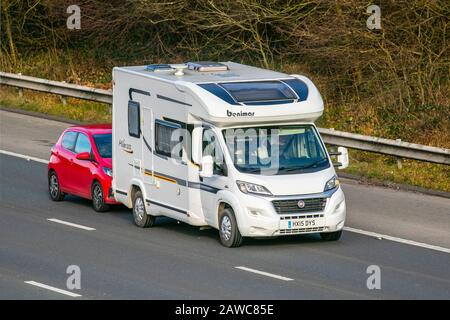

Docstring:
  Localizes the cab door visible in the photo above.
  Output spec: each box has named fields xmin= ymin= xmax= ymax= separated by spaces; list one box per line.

xmin=199 ymin=129 xmax=229 ymax=226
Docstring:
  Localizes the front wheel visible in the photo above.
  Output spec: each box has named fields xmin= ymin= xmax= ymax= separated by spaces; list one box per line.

xmin=320 ymin=230 xmax=342 ymax=241
xmin=132 ymin=190 xmax=155 ymax=228
xmin=219 ymin=208 xmax=243 ymax=248
xmin=92 ymin=181 xmax=110 ymax=212
xmin=48 ymin=171 xmax=65 ymax=201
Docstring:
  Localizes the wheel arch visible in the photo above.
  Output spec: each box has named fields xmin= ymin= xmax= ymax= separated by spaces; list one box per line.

xmin=215 ymin=191 xmax=245 ymax=233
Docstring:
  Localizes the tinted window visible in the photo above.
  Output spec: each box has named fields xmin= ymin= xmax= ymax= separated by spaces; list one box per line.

xmin=220 ymin=81 xmax=297 ymax=103
xmin=128 ymin=101 xmax=140 ymax=137
xmin=74 ymin=133 xmax=92 ymax=154
xmin=61 ymin=131 xmax=77 ymax=151
xmin=155 ymin=120 xmax=182 ymax=159
xmin=93 ymin=134 xmax=112 ymax=158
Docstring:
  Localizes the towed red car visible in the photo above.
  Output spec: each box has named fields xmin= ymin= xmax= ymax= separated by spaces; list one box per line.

xmin=48 ymin=124 xmax=119 ymax=211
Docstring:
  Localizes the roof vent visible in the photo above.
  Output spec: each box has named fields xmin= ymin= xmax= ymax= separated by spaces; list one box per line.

xmin=172 ymin=64 xmax=188 ymax=76
xmin=145 ymin=64 xmax=174 ymax=72
xmin=187 ymin=61 xmax=229 ymax=72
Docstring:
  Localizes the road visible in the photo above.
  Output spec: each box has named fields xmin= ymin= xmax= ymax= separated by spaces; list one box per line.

xmin=0 ymin=109 xmax=449 ymax=299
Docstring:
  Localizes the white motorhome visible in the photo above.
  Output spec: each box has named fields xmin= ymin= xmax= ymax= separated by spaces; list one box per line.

xmin=112 ymin=62 xmax=348 ymax=247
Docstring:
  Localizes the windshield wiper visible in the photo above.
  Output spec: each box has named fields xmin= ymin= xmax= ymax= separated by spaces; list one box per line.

xmin=279 ymin=158 xmax=328 ymax=171
xmin=240 ymin=167 xmax=261 ymax=173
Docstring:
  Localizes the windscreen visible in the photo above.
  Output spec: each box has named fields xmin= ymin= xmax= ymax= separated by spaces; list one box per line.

xmin=223 ymin=125 xmax=329 ymax=175
xmin=93 ymin=134 xmax=112 ymax=158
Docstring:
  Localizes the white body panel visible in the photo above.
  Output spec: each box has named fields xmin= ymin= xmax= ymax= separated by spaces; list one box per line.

xmin=112 ymin=62 xmax=346 ymax=237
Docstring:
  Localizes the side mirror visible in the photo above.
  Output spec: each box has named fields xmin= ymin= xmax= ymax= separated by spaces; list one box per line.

xmin=76 ymin=152 xmax=92 ymax=161
xmin=191 ymin=126 xmax=203 ymax=165
xmin=337 ymin=147 xmax=349 ymax=170
xmin=199 ymin=155 xmax=214 ymax=178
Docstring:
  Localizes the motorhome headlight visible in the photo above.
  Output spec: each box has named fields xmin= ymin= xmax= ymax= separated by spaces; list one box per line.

xmin=102 ymin=166 xmax=113 ymax=177
xmin=236 ymin=181 xmax=272 ymax=196
xmin=324 ymin=175 xmax=339 ymax=192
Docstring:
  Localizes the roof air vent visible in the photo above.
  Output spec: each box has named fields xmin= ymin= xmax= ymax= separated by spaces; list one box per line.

xmin=172 ymin=64 xmax=188 ymax=76
xmin=187 ymin=61 xmax=229 ymax=72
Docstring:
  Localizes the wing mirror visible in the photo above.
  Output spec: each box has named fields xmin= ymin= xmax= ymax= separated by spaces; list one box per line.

xmin=76 ymin=152 xmax=92 ymax=161
xmin=199 ymin=155 xmax=214 ymax=178
xmin=337 ymin=147 xmax=349 ymax=169
xmin=330 ymin=146 xmax=349 ymax=170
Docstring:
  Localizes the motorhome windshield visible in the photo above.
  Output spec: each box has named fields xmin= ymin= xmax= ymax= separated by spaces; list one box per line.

xmin=222 ymin=125 xmax=329 ymax=175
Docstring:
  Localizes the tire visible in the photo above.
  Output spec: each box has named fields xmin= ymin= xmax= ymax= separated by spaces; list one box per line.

xmin=48 ymin=171 xmax=65 ymax=201
xmin=320 ymin=230 xmax=342 ymax=241
xmin=219 ymin=208 xmax=243 ymax=248
xmin=132 ymin=190 xmax=155 ymax=228
xmin=91 ymin=181 xmax=110 ymax=212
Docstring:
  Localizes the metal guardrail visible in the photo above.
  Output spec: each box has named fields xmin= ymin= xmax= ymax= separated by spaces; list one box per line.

xmin=1 ymin=71 xmax=449 ymax=165
xmin=0 ymin=72 xmax=112 ymax=104
xmin=319 ymin=129 xmax=449 ymax=165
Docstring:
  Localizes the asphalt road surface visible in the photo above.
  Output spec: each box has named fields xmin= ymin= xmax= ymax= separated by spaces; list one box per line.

xmin=1 ymin=110 xmax=449 ymax=299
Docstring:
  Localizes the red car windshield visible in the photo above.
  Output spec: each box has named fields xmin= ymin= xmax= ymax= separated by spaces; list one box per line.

xmin=93 ymin=133 xmax=112 ymax=158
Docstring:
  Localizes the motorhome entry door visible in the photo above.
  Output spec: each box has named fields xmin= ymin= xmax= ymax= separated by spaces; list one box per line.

xmin=141 ymin=106 xmax=154 ymax=185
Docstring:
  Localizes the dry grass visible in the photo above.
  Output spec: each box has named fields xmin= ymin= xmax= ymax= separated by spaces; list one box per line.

xmin=0 ymin=86 xmax=111 ymax=123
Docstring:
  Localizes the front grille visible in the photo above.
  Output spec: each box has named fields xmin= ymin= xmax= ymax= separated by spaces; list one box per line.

xmin=272 ymin=197 xmax=326 ymax=214
xmin=279 ymin=227 xmax=325 ymax=234
xmin=280 ymin=214 xmax=324 ymax=220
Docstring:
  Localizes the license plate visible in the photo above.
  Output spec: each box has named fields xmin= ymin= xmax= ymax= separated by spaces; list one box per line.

xmin=281 ymin=218 xmax=325 ymax=229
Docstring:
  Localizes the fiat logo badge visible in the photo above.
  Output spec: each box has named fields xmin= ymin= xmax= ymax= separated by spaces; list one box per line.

xmin=297 ymin=200 xmax=305 ymax=208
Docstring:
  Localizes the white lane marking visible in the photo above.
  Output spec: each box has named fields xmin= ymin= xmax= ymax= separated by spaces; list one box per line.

xmin=47 ymin=218 xmax=96 ymax=231
xmin=344 ymin=227 xmax=450 ymax=254
xmin=0 ymin=149 xmax=48 ymax=164
xmin=25 ymin=281 xmax=81 ymax=297
xmin=235 ymin=266 xmax=294 ymax=281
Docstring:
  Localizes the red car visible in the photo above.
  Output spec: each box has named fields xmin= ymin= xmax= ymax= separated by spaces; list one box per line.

xmin=47 ymin=124 xmax=119 ymax=211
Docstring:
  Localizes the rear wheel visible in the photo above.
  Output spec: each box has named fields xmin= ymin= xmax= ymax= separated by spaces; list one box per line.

xmin=92 ymin=181 xmax=110 ymax=212
xmin=320 ymin=230 xmax=342 ymax=241
xmin=132 ymin=190 xmax=155 ymax=228
xmin=48 ymin=171 xmax=65 ymax=201
xmin=219 ymin=208 xmax=243 ymax=248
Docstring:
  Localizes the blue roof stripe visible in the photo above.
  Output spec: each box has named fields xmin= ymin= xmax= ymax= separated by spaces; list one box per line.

xmin=282 ymin=79 xmax=309 ymax=101
xmin=198 ymin=83 xmax=239 ymax=105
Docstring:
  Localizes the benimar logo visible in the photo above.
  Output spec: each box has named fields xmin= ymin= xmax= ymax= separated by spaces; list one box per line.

xmin=227 ymin=110 xmax=255 ymax=117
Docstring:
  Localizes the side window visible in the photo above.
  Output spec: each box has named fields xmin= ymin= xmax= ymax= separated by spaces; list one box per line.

xmin=203 ymin=129 xmax=226 ymax=176
xmin=74 ymin=133 xmax=92 ymax=154
xmin=155 ymin=120 xmax=182 ymax=159
xmin=128 ymin=101 xmax=140 ymax=138
xmin=61 ymin=131 xmax=78 ymax=151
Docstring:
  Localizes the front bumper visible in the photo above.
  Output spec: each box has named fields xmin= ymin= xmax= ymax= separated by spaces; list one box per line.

xmin=235 ymin=186 xmax=346 ymax=237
